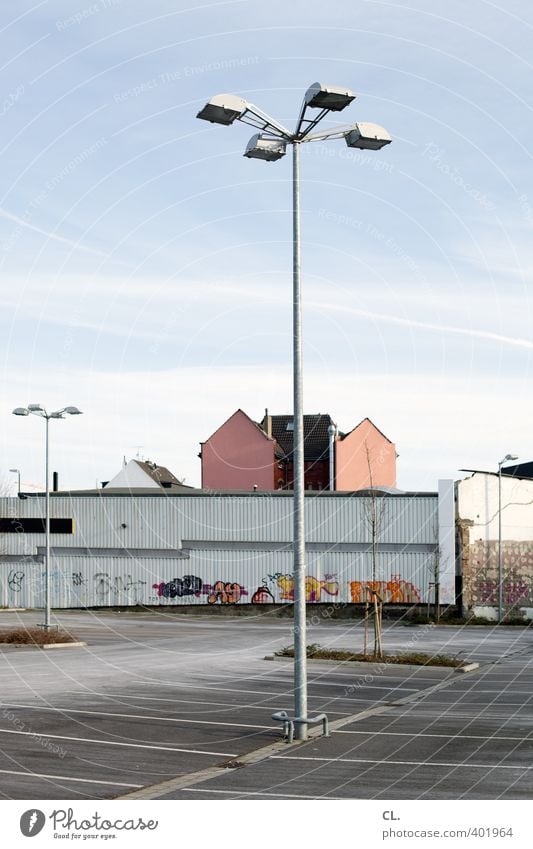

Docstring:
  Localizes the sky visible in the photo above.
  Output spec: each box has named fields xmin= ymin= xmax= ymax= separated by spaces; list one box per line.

xmin=1 ymin=0 xmax=532 ymax=493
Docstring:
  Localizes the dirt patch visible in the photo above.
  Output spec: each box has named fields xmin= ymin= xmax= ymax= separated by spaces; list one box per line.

xmin=0 ymin=627 xmax=77 ymax=646
xmin=275 ymin=643 xmax=464 ymax=668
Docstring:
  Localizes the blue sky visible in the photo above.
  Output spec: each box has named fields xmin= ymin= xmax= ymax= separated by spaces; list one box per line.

xmin=1 ymin=0 xmax=532 ymax=492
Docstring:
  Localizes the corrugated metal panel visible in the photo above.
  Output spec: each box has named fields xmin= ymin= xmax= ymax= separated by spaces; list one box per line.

xmin=0 ymin=548 xmax=437 ymax=608
xmin=0 ymin=493 xmax=438 ymax=551
xmin=0 ymin=492 xmax=442 ymax=608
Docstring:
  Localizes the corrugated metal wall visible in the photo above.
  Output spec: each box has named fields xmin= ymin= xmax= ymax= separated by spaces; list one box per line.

xmin=0 ymin=493 xmax=441 ymax=608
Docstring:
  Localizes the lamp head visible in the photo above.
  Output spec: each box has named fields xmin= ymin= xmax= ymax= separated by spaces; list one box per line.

xmin=345 ymin=122 xmax=392 ymax=150
xmin=197 ymin=94 xmax=248 ymax=125
xmin=12 ymin=407 xmax=29 ymax=416
xmin=27 ymin=404 xmax=44 ymax=412
xmin=304 ymin=82 xmax=356 ymax=112
xmin=244 ymin=134 xmax=287 ymax=161
xmin=63 ymin=406 xmax=83 ymax=415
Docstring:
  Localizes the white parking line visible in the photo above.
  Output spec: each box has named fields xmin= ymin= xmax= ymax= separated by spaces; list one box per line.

xmin=72 ymin=692 xmax=349 ymax=715
xmin=0 ymin=728 xmax=236 ymax=757
xmin=0 ymin=768 xmax=142 ymax=788
xmin=134 ymin=680 xmax=362 ymax=700
xmin=182 ymin=787 xmax=344 ymax=799
xmin=335 ymin=729 xmax=529 ymax=742
xmin=272 ymin=755 xmax=532 ymax=770
xmin=1 ymin=702 xmax=272 ymax=731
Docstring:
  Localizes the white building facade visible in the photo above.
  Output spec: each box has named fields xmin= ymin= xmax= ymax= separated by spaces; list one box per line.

xmin=456 ymin=472 xmax=533 ymax=620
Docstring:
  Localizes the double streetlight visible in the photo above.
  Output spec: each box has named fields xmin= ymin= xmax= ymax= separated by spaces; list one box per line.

xmin=12 ymin=404 xmax=83 ymax=629
xmin=498 ymin=453 xmax=518 ymax=624
xmin=197 ymin=83 xmax=392 ymax=740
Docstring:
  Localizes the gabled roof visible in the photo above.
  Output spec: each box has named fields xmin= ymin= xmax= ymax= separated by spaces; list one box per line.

xmin=134 ymin=460 xmax=185 ymax=488
xmin=262 ymin=413 xmax=335 ymax=461
xmin=201 ymin=408 xmax=274 ymax=446
xmin=339 ymin=416 xmax=393 ymax=444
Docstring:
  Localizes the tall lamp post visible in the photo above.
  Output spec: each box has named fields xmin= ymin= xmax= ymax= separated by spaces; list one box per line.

xmin=12 ymin=404 xmax=83 ymax=629
xmin=197 ymin=84 xmax=391 ymax=740
xmin=9 ymin=468 xmax=21 ymax=495
xmin=498 ymin=453 xmax=518 ymax=624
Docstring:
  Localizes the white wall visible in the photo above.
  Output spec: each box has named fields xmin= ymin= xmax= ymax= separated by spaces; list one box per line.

xmin=457 ymin=473 xmax=533 ymax=542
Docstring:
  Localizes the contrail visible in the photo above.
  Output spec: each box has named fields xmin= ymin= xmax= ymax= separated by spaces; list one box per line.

xmin=0 ymin=207 xmax=109 ymax=258
xmin=311 ymin=299 xmax=533 ymax=352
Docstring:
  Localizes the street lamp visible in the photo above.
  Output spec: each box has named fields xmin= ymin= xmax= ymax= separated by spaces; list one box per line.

xmin=9 ymin=468 xmax=21 ymax=495
xmin=197 ymin=82 xmax=392 ymax=740
xmin=498 ymin=453 xmax=518 ymax=624
xmin=12 ymin=404 xmax=83 ymax=629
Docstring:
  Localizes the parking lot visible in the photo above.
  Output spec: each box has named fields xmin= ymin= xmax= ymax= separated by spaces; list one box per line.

xmin=0 ymin=610 xmax=531 ymax=800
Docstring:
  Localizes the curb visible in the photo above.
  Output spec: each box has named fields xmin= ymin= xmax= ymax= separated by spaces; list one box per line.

xmin=265 ymin=655 xmax=475 ymax=673
xmin=0 ymin=641 xmax=87 ymax=651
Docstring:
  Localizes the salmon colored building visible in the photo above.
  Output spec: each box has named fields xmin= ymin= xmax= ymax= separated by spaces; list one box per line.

xmin=200 ymin=409 xmax=397 ymax=492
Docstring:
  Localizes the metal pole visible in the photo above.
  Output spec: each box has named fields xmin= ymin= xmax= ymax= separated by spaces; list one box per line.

xmin=498 ymin=462 xmax=503 ymax=624
xmin=44 ymin=415 xmax=51 ymax=629
xmin=292 ymin=140 xmax=307 ymax=740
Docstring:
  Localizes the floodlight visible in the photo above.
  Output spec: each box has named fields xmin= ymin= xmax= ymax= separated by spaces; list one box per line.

xmin=304 ymin=82 xmax=356 ymax=112
xmin=345 ymin=122 xmax=392 ymax=150
xmin=196 ymin=94 xmax=248 ymax=125
xmin=244 ymin=134 xmax=287 ymax=161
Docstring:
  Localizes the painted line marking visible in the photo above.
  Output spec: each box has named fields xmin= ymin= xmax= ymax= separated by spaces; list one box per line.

xmin=0 ymin=768 xmax=142 ymax=788
xmin=133 ymin=681 xmax=369 ymax=701
xmin=0 ymin=702 xmax=272 ymax=731
xmin=72 ymin=692 xmax=349 ymax=715
xmin=181 ymin=787 xmax=344 ymax=800
xmin=272 ymin=755 xmax=533 ymax=770
xmin=335 ymin=729 xmax=530 ymax=742
xmin=0 ymin=728 xmax=236 ymax=757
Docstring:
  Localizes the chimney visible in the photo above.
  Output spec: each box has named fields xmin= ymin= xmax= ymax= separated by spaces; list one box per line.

xmin=264 ymin=407 xmax=272 ymax=438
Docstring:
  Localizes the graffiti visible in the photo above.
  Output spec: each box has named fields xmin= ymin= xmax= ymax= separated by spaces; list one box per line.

xmin=276 ymin=574 xmax=339 ymax=603
xmin=207 ymin=581 xmax=242 ymax=605
xmin=476 ymin=580 xmax=529 ymax=605
xmin=94 ymin=573 xmax=147 ymax=597
xmin=7 ymin=570 xmax=24 ymax=592
xmin=152 ymin=575 xmax=203 ymax=599
xmin=349 ymin=577 xmax=421 ymax=604
xmin=251 ymin=585 xmax=275 ymax=604
xmin=72 ymin=572 xmax=86 ymax=587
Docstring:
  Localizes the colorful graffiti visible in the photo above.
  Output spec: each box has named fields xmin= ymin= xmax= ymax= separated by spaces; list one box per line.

xmin=276 ymin=574 xmax=339 ymax=603
xmin=349 ymin=577 xmax=421 ymax=604
xmin=251 ymin=585 xmax=275 ymax=604
xmin=152 ymin=575 xmax=203 ymax=599
xmin=207 ymin=581 xmax=243 ymax=605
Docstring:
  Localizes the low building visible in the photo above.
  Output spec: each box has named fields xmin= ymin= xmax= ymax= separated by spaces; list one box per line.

xmin=0 ymin=483 xmax=454 ymax=610
xmin=456 ymin=472 xmax=533 ymax=619
xmin=102 ymin=458 xmax=193 ymax=491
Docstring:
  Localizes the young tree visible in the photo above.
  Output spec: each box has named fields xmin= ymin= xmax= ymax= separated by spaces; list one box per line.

xmin=363 ymin=443 xmax=385 ymax=658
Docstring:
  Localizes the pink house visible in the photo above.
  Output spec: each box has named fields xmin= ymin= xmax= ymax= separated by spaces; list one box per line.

xmin=335 ymin=418 xmax=397 ymax=490
xmin=200 ymin=410 xmax=397 ymax=492
xmin=200 ymin=409 xmax=277 ymax=491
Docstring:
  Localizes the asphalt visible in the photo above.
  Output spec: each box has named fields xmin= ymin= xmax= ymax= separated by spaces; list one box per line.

xmin=0 ymin=610 xmax=531 ymax=800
